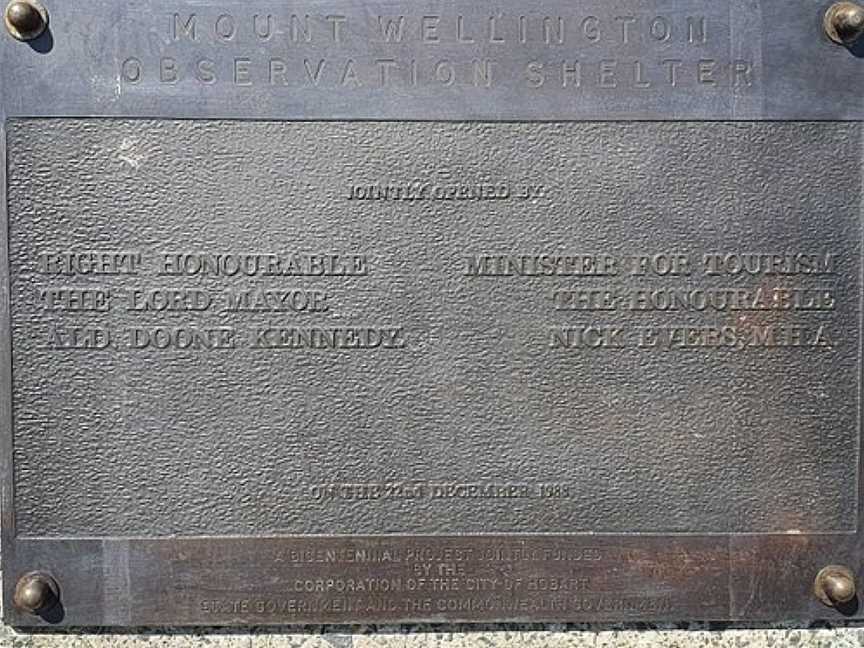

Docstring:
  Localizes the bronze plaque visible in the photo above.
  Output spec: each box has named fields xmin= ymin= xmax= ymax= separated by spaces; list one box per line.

xmin=1 ymin=0 xmax=864 ymax=627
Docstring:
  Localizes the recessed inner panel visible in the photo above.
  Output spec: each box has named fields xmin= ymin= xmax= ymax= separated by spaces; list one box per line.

xmin=7 ymin=119 xmax=861 ymax=536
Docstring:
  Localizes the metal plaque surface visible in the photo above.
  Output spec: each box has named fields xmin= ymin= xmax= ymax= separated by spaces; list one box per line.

xmin=1 ymin=0 xmax=864 ymax=628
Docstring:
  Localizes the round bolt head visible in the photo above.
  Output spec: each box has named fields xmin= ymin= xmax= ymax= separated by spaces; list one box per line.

xmin=815 ymin=565 xmax=857 ymax=607
xmin=4 ymin=0 xmax=47 ymax=41
xmin=13 ymin=572 xmax=59 ymax=614
xmin=825 ymin=2 xmax=864 ymax=45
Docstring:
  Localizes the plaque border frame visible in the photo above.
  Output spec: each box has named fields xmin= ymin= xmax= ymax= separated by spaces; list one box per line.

xmin=1 ymin=0 xmax=863 ymax=627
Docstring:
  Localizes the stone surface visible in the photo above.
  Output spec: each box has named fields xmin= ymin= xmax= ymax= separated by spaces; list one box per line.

xmin=0 ymin=626 xmax=864 ymax=648
xmin=3 ymin=621 xmax=864 ymax=647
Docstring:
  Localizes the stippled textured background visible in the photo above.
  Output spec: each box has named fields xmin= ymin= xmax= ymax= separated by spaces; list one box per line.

xmin=6 ymin=119 xmax=861 ymax=538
